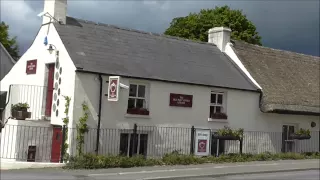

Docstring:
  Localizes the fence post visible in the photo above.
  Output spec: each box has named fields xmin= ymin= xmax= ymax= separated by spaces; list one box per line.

xmin=190 ymin=126 xmax=195 ymax=155
xmin=318 ymin=131 xmax=320 ymax=152
xmin=131 ymin=123 xmax=138 ymax=156
xmin=239 ymin=138 xmax=243 ymax=154
xmin=60 ymin=125 xmax=66 ymax=163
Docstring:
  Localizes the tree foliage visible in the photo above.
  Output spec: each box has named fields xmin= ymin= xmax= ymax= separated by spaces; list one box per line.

xmin=164 ymin=6 xmax=262 ymax=45
xmin=0 ymin=21 xmax=19 ymax=60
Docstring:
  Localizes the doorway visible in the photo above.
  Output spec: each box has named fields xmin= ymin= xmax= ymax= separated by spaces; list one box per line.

xmin=282 ymin=125 xmax=296 ymax=152
xmin=45 ymin=64 xmax=55 ymax=117
xmin=51 ymin=126 xmax=62 ymax=162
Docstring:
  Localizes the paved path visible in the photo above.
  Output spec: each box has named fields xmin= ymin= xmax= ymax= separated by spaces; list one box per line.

xmin=1 ymin=160 xmax=319 ymax=180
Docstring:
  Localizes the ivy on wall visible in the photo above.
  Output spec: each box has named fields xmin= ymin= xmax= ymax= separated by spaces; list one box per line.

xmin=76 ymin=101 xmax=89 ymax=156
xmin=61 ymin=96 xmax=71 ymax=161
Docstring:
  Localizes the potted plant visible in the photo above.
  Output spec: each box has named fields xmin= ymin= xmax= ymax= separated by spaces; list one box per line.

xmin=11 ymin=103 xmax=31 ymax=120
xmin=213 ymin=126 xmax=244 ymax=140
xmin=290 ymin=128 xmax=311 ymax=140
xmin=127 ymin=107 xmax=150 ymax=115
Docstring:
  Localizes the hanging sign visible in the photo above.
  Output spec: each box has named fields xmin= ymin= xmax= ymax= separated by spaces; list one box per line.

xmin=108 ymin=76 xmax=120 ymax=101
xmin=194 ymin=129 xmax=211 ymax=156
xmin=26 ymin=60 xmax=37 ymax=74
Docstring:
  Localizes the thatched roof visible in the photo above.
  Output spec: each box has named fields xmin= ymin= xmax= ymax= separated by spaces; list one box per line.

xmin=232 ymin=40 xmax=320 ymax=115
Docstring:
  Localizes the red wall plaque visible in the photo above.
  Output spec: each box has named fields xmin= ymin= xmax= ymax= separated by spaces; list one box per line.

xmin=26 ymin=60 xmax=37 ymax=74
xmin=169 ymin=93 xmax=193 ymax=107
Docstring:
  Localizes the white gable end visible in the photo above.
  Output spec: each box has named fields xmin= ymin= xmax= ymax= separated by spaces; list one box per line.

xmin=0 ymin=23 xmax=77 ymax=126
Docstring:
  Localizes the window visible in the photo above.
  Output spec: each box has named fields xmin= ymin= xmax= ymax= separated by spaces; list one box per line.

xmin=127 ymin=83 xmax=149 ymax=115
xmin=209 ymin=92 xmax=227 ymax=119
xmin=119 ymin=133 xmax=148 ymax=157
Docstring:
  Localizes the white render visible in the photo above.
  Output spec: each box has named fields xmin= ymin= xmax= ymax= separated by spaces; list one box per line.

xmin=71 ymin=72 xmax=320 ymax=156
xmin=43 ymin=0 xmax=67 ymax=24
xmin=0 ymin=23 xmax=77 ymax=126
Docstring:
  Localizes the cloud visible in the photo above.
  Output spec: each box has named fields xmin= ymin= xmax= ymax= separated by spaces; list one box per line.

xmin=1 ymin=0 xmax=319 ymax=56
xmin=1 ymin=0 xmax=42 ymax=53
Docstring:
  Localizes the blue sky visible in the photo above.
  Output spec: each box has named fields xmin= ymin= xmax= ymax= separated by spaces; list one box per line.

xmin=1 ymin=0 xmax=319 ymax=56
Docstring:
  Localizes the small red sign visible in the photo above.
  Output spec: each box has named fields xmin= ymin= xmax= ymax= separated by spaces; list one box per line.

xmin=26 ymin=60 xmax=37 ymax=74
xmin=108 ymin=76 xmax=120 ymax=101
xmin=197 ymin=139 xmax=207 ymax=153
xmin=169 ymin=93 xmax=193 ymax=107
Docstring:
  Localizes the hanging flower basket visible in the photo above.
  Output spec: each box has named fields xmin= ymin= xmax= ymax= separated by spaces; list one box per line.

xmin=289 ymin=128 xmax=311 ymax=140
xmin=213 ymin=126 xmax=243 ymax=141
xmin=290 ymin=134 xmax=311 ymax=140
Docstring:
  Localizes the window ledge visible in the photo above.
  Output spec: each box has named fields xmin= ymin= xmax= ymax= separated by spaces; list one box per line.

xmin=125 ymin=114 xmax=151 ymax=119
xmin=208 ymin=118 xmax=228 ymax=123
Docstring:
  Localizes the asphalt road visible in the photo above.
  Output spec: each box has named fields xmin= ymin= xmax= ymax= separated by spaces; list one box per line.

xmin=1 ymin=160 xmax=319 ymax=180
xmin=169 ymin=170 xmax=320 ymax=180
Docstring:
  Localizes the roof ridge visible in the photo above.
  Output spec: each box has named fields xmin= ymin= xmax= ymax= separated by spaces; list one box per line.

xmin=231 ymin=39 xmax=320 ymax=59
xmin=64 ymin=16 xmax=217 ymax=47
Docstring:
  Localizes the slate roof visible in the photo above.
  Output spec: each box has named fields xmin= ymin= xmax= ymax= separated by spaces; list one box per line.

xmin=232 ymin=40 xmax=320 ymax=115
xmin=54 ymin=17 xmax=258 ymax=91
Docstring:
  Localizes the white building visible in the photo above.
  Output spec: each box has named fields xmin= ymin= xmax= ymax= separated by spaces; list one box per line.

xmin=0 ymin=0 xmax=319 ymax=162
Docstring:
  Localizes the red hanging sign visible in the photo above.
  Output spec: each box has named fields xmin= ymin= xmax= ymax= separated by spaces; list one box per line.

xmin=108 ymin=76 xmax=120 ymax=101
xmin=26 ymin=60 xmax=37 ymax=74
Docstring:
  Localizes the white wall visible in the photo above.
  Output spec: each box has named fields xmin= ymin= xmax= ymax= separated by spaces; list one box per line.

xmin=0 ymin=23 xmax=76 ymax=126
xmin=0 ymin=119 xmax=52 ymax=162
xmin=72 ymin=72 xmax=319 ymax=156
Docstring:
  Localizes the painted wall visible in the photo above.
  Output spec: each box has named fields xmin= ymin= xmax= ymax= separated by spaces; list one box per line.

xmin=0 ymin=43 xmax=15 ymax=81
xmin=0 ymin=23 xmax=76 ymax=126
xmin=72 ymin=72 xmax=319 ymax=156
xmin=0 ymin=119 xmax=52 ymax=162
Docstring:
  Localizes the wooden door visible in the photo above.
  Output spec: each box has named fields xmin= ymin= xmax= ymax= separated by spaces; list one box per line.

xmin=51 ymin=126 xmax=62 ymax=162
xmin=45 ymin=64 xmax=55 ymax=117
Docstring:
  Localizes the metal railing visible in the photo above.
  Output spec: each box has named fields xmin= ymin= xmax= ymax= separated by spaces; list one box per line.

xmin=1 ymin=124 xmax=319 ymax=162
xmin=2 ymin=84 xmax=48 ymax=121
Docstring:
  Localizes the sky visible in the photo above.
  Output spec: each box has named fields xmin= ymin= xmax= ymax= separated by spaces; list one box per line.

xmin=1 ymin=0 xmax=319 ymax=57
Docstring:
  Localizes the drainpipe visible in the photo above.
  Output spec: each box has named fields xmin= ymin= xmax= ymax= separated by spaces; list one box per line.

xmin=95 ymin=74 xmax=103 ymax=154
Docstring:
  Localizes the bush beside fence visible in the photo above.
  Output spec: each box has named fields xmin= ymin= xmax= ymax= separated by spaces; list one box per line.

xmin=65 ymin=152 xmax=320 ymax=169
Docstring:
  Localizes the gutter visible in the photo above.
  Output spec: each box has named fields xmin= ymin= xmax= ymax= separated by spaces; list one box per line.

xmin=95 ymin=74 xmax=103 ymax=154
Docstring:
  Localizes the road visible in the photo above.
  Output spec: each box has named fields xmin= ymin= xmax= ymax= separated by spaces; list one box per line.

xmin=167 ymin=170 xmax=320 ymax=180
xmin=0 ymin=160 xmax=319 ymax=180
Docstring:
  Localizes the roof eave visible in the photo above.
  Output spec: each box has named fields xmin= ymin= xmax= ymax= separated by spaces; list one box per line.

xmin=261 ymin=103 xmax=320 ymax=116
xmin=75 ymin=68 xmax=261 ymax=93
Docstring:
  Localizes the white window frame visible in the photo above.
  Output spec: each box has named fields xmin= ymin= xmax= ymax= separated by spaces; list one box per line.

xmin=128 ymin=82 xmax=149 ymax=109
xmin=209 ymin=91 xmax=227 ymax=119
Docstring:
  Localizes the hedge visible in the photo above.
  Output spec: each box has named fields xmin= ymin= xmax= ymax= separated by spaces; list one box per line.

xmin=65 ymin=152 xmax=320 ymax=169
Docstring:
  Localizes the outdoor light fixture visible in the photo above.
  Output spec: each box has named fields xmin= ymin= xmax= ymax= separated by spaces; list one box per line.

xmin=47 ymin=44 xmax=58 ymax=55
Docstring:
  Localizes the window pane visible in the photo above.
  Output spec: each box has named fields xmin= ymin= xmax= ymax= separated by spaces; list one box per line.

xmin=217 ymin=94 xmax=223 ymax=104
xmin=138 ymin=85 xmax=145 ymax=98
xmin=211 ymin=93 xmax=216 ymax=103
xmin=210 ymin=106 xmax=215 ymax=117
xmin=216 ymin=106 xmax=222 ymax=113
xmin=136 ymin=99 xmax=144 ymax=108
xmin=128 ymin=98 xmax=135 ymax=109
xmin=129 ymin=84 xmax=137 ymax=97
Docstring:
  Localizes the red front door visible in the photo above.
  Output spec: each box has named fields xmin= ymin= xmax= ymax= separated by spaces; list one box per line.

xmin=51 ymin=126 xmax=62 ymax=162
xmin=45 ymin=64 xmax=55 ymax=117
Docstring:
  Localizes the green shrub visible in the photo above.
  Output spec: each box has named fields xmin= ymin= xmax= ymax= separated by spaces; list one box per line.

xmin=65 ymin=152 xmax=320 ymax=169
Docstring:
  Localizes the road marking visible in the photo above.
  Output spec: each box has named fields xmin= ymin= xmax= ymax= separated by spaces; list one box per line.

xmin=88 ymin=168 xmax=200 ymax=176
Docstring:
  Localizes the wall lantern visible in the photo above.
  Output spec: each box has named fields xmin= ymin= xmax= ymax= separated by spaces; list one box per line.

xmin=47 ymin=44 xmax=58 ymax=55
xmin=311 ymin=122 xmax=316 ymax=128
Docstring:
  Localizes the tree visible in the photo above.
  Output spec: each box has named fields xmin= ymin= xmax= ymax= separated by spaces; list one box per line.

xmin=0 ymin=21 xmax=19 ymax=60
xmin=164 ymin=6 xmax=262 ymax=45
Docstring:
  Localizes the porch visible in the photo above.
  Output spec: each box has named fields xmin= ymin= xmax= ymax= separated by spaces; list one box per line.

xmin=1 ymin=84 xmax=54 ymax=122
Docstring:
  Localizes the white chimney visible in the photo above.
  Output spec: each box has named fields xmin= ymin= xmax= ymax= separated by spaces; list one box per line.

xmin=43 ymin=0 xmax=67 ymax=24
xmin=208 ymin=27 xmax=231 ymax=52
